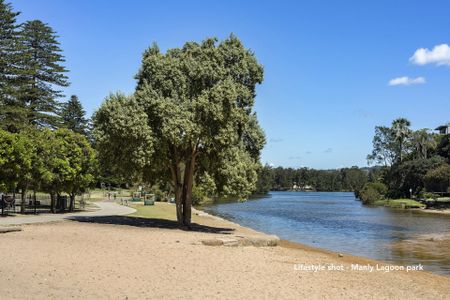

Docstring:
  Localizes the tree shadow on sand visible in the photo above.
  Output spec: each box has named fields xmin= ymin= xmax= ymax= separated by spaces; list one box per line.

xmin=67 ymin=215 xmax=235 ymax=234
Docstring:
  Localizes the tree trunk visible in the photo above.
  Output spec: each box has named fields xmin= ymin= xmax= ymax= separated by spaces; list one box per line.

xmin=20 ymin=186 xmax=26 ymax=213
xmin=50 ymin=193 xmax=56 ymax=213
xmin=170 ymin=159 xmax=184 ymax=226
xmin=69 ymin=193 xmax=75 ymax=212
xmin=181 ymin=156 xmax=196 ymax=227
xmin=170 ymin=147 xmax=196 ymax=229
xmin=175 ymin=185 xmax=183 ymax=225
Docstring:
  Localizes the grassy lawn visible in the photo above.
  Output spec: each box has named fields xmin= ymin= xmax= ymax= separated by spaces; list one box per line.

xmin=129 ymin=202 xmax=201 ymax=222
xmin=373 ymin=199 xmax=425 ymax=208
xmin=86 ymin=189 xmax=134 ymax=202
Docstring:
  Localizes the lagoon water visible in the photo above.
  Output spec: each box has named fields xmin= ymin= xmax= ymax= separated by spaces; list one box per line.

xmin=203 ymin=192 xmax=450 ymax=276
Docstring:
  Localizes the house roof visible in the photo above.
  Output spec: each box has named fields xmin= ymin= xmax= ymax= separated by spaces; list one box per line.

xmin=435 ymin=123 xmax=450 ymax=130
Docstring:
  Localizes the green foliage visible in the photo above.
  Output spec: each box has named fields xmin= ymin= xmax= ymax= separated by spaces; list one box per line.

xmin=358 ymin=182 xmax=387 ymax=204
xmin=436 ymin=134 xmax=450 ymax=163
xmin=254 ymin=164 xmax=273 ymax=194
xmin=385 ymin=156 xmax=444 ymax=198
xmin=16 ymin=20 xmax=69 ymax=128
xmin=410 ymin=129 xmax=437 ymax=160
xmin=367 ymin=118 xmax=413 ymax=166
xmin=94 ymin=35 xmax=265 ymax=226
xmin=340 ymin=167 xmax=368 ymax=192
xmin=391 ymin=118 xmax=411 ymax=162
xmin=32 ymin=129 xmax=95 ymax=211
xmin=60 ymin=95 xmax=88 ymax=135
xmin=192 ymin=172 xmax=216 ymax=205
xmin=93 ymin=92 xmax=154 ymax=182
xmin=367 ymin=118 xmax=450 ymax=200
xmin=0 ymin=0 xmax=20 ymax=103
xmin=269 ymin=166 xmax=369 ymax=192
xmin=55 ymin=129 xmax=96 ymax=196
xmin=0 ymin=129 xmax=33 ymax=191
xmin=0 ymin=3 xmax=69 ymax=132
xmin=422 ymin=192 xmax=440 ymax=200
xmin=367 ymin=126 xmax=396 ymax=166
xmin=0 ymin=1 xmax=26 ymax=132
xmin=424 ymin=163 xmax=450 ymax=193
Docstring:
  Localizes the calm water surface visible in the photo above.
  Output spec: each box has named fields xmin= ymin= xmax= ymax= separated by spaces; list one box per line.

xmin=203 ymin=192 xmax=450 ymax=276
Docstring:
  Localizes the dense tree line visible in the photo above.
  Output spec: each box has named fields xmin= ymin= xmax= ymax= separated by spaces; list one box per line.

xmin=358 ymin=118 xmax=450 ymax=204
xmin=254 ymin=165 xmax=370 ymax=193
xmin=0 ymin=1 xmax=95 ymax=212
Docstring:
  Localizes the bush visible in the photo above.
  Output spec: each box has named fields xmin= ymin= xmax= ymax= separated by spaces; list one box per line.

xmin=422 ymin=192 xmax=439 ymax=200
xmin=358 ymin=182 xmax=387 ymax=205
xmin=424 ymin=163 xmax=450 ymax=193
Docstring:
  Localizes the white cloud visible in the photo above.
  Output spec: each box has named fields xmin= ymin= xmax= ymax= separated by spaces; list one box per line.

xmin=388 ymin=76 xmax=426 ymax=86
xmin=410 ymin=43 xmax=450 ymax=66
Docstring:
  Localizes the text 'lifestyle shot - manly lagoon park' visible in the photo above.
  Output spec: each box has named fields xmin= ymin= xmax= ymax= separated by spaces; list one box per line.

xmin=1 ymin=1 xmax=450 ymax=299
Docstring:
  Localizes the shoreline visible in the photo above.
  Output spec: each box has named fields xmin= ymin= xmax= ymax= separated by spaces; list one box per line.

xmin=193 ymin=206 xmax=450 ymax=279
xmin=415 ymin=208 xmax=450 ymax=215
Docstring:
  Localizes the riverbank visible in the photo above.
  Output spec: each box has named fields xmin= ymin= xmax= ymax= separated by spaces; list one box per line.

xmin=1 ymin=202 xmax=449 ymax=299
xmin=416 ymin=208 xmax=450 ymax=215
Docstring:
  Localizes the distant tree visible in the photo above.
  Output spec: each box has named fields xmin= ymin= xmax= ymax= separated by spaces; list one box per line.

xmin=94 ymin=36 xmax=265 ymax=227
xmin=254 ymin=164 xmax=273 ymax=194
xmin=385 ymin=156 xmax=444 ymax=197
xmin=367 ymin=126 xmax=396 ymax=166
xmin=368 ymin=118 xmax=412 ymax=166
xmin=340 ymin=166 xmax=367 ymax=192
xmin=392 ymin=118 xmax=411 ymax=163
xmin=60 ymin=95 xmax=88 ymax=135
xmin=357 ymin=182 xmax=387 ymax=204
xmin=436 ymin=134 xmax=450 ymax=163
xmin=410 ymin=129 xmax=436 ymax=160
xmin=16 ymin=20 xmax=69 ymax=128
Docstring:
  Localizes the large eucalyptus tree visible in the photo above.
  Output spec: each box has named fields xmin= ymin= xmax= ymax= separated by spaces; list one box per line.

xmin=94 ymin=35 xmax=265 ymax=227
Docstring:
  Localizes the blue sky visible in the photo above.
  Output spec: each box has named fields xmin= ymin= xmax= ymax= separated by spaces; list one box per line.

xmin=10 ymin=0 xmax=450 ymax=169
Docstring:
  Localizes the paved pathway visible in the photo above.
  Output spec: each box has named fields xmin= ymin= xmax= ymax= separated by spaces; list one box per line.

xmin=0 ymin=202 xmax=136 ymax=226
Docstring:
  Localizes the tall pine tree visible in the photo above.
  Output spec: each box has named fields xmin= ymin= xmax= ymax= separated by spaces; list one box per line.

xmin=17 ymin=20 xmax=69 ymax=128
xmin=60 ymin=95 xmax=88 ymax=135
xmin=0 ymin=0 xmax=19 ymax=98
xmin=0 ymin=0 xmax=25 ymax=132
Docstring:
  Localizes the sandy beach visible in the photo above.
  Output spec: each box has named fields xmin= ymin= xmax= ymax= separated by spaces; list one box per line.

xmin=1 ymin=204 xmax=449 ymax=300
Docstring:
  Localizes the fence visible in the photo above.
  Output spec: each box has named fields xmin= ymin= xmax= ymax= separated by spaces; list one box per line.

xmin=1 ymin=193 xmax=89 ymax=215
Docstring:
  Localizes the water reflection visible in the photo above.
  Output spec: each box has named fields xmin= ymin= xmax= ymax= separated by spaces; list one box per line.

xmin=203 ymin=192 xmax=450 ymax=276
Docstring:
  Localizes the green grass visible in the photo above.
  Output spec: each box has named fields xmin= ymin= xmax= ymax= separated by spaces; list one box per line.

xmin=86 ymin=189 xmax=134 ymax=202
xmin=436 ymin=197 xmax=450 ymax=202
xmin=374 ymin=199 xmax=425 ymax=208
xmin=129 ymin=202 xmax=201 ymax=222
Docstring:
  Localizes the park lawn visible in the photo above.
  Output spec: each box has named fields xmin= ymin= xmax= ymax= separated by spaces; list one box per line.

xmin=374 ymin=199 xmax=425 ymax=208
xmin=129 ymin=202 xmax=202 ymax=223
xmin=87 ymin=189 xmax=134 ymax=202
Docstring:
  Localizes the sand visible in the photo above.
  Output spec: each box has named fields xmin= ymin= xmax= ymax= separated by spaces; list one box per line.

xmin=1 ymin=211 xmax=450 ymax=299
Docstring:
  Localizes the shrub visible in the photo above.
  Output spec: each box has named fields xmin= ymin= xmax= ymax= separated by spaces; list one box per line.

xmin=422 ymin=192 xmax=439 ymax=200
xmin=358 ymin=182 xmax=387 ymax=204
xmin=424 ymin=163 xmax=450 ymax=193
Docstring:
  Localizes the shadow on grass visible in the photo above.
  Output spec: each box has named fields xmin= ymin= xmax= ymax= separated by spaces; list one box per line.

xmin=67 ymin=215 xmax=235 ymax=234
